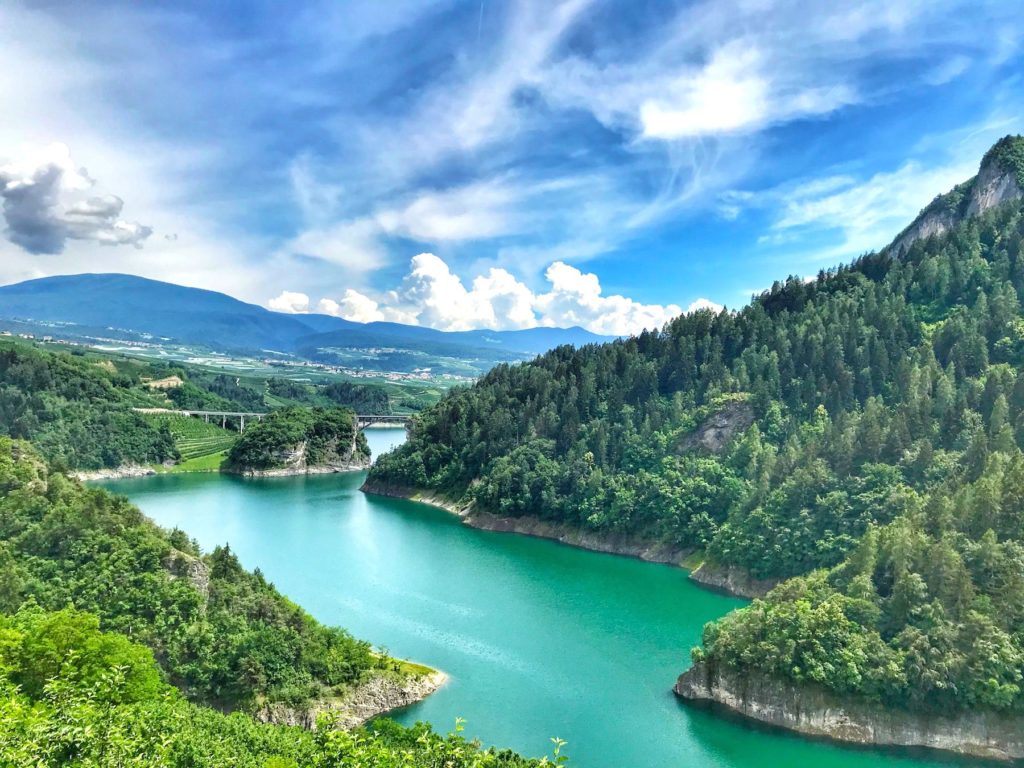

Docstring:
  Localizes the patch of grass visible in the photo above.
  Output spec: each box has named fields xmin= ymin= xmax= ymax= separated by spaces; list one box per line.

xmin=394 ymin=658 xmax=435 ymax=677
xmin=156 ymin=450 xmax=228 ymax=473
xmin=681 ymin=551 xmax=705 ymax=571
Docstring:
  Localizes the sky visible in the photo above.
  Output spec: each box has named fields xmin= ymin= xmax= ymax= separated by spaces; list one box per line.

xmin=0 ymin=0 xmax=1022 ymax=336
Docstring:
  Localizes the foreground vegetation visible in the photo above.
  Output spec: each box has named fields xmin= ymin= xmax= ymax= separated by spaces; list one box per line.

xmin=0 ymin=438 xmax=390 ymax=710
xmin=0 ymin=373 xmax=551 ymax=764
xmin=370 ymin=137 xmax=1024 ymax=716
xmin=0 ymin=606 xmax=550 ymax=767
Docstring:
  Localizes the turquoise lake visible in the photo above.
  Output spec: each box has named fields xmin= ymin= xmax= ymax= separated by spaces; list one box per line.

xmin=101 ymin=429 xmax=980 ymax=768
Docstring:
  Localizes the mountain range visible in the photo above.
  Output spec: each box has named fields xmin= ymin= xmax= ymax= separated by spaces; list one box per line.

xmin=0 ymin=273 xmax=611 ymax=373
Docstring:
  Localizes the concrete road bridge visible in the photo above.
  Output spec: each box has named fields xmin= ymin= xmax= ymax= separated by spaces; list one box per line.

xmin=133 ymin=408 xmax=412 ymax=433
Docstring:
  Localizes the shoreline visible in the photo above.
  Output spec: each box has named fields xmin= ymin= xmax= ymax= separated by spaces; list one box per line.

xmin=360 ymin=481 xmax=776 ymax=594
xmin=72 ymin=464 xmax=158 ymax=481
xmin=255 ymin=669 xmax=448 ymax=730
xmin=224 ymin=460 xmax=370 ymax=478
xmin=676 ymin=661 xmax=1024 ymax=762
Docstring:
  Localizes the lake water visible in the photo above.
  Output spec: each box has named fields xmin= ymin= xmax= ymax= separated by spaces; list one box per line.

xmin=100 ymin=429 xmax=974 ymax=768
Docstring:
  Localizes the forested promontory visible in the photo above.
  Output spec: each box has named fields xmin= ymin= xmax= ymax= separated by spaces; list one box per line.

xmin=226 ymin=407 xmax=370 ymax=474
xmin=366 ymin=136 xmax=1024 ymax=744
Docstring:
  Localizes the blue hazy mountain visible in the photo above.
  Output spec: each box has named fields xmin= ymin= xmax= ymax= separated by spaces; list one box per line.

xmin=0 ymin=273 xmax=611 ymax=363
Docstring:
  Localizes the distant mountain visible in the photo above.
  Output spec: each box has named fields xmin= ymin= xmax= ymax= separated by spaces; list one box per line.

xmin=0 ymin=273 xmax=612 ymax=370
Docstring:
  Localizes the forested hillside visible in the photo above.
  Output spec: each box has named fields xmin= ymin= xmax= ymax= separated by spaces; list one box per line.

xmin=0 ymin=342 xmax=179 ymax=469
xmin=0 ymin=605 xmax=547 ymax=767
xmin=368 ymin=137 xmax=1024 ymax=716
xmin=0 ymin=437 xmax=396 ymax=710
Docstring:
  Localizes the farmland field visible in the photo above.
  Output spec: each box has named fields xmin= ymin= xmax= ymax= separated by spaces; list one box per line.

xmin=146 ymin=413 xmax=238 ymax=460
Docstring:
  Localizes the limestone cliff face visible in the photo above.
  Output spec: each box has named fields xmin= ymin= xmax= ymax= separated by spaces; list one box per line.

xmin=232 ymin=437 xmax=369 ymax=476
xmin=687 ymin=560 xmax=776 ymax=598
xmin=676 ymin=661 xmax=1024 ymax=761
xmin=889 ymin=136 xmax=1023 ymax=257
xmin=254 ymin=671 xmax=446 ymax=730
xmin=163 ymin=549 xmax=210 ymax=608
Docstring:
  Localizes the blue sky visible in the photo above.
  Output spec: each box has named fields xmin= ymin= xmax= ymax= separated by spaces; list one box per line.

xmin=0 ymin=0 xmax=1021 ymax=334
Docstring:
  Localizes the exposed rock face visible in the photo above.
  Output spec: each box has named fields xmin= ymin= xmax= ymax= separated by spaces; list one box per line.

xmin=230 ymin=437 xmax=370 ymax=477
xmin=678 ymin=400 xmax=754 ymax=454
xmin=966 ymin=155 xmax=1023 ymax=217
xmin=72 ymin=465 xmax=157 ymax=481
xmin=163 ymin=549 xmax=210 ymax=607
xmin=687 ymin=560 xmax=776 ymax=598
xmin=889 ymin=137 xmax=1023 ymax=257
xmin=676 ymin=661 xmax=1024 ymax=761
xmin=255 ymin=671 xmax=447 ymax=730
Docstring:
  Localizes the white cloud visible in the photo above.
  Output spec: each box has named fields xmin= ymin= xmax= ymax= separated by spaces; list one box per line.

xmin=268 ymin=290 xmax=310 ymax=314
xmin=284 ymin=253 xmax=689 ymax=336
xmin=638 ymin=43 xmax=854 ymax=140
xmin=279 ymin=218 xmax=388 ymax=273
xmin=376 ymin=181 xmax=517 ymax=242
xmin=923 ymin=54 xmax=971 ymax=86
xmin=317 ymin=289 xmax=417 ymax=325
xmin=686 ymin=297 xmax=724 ymax=313
xmin=0 ymin=143 xmax=152 ymax=254
xmin=534 ymin=261 xmax=684 ymax=334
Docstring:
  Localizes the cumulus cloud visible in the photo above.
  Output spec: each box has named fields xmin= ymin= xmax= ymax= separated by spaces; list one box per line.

xmin=268 ymin=290 xmax=310 ymax=314
xmin=276 ymin=253 xmax=698 ymax=336
xmin=686 ymin=297 xmax=725 ymax=313
xmin=0 ymin=143 xmax=152 ymax=254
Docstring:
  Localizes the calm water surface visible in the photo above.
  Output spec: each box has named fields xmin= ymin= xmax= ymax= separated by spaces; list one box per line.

xmin=101 ymin=429 xmax=977 ymax=768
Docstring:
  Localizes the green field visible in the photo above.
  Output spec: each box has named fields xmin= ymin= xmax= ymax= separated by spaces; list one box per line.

xmin=146 ymin=413 xmax=238 ymax=461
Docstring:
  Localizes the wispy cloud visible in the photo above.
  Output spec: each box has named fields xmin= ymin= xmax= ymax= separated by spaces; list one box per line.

xmin=0 ymin=0 xmax=1021 ymax=325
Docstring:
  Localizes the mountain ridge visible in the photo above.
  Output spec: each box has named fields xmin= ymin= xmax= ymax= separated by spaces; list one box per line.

xmin=0 ymin=272 xmax=612 ymax=364
xmin=888 ymin=134 xmax=1024 ymax=256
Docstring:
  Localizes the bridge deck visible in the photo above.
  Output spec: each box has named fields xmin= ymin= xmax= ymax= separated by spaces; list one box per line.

xmin=133 ymin=407 xmax=412 ymax=430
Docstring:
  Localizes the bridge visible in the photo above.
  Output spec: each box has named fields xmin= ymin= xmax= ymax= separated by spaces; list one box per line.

xmin=133 ymin=408 xmax=412 ymax=433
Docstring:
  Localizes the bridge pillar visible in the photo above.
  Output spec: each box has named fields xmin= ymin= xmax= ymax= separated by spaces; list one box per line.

xmin=222 ymin=415 xmax=227 ymax=429
xmin=240 ymin=415 xmax=245 ymax=433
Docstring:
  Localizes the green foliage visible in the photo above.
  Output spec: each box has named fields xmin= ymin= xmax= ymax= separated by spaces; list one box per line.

xmin=228 ymin=407 xmax=369 ymax=471
xmin=371 ymin=194 xmax=1024 ymax=715
xmin=168 ymin=372 xmax=266 ymax=411
xmin=983 ymin=134 xmax=1024 ymax=188
xmin=322 ymin=381 xmax=391 ymax=414
xmin=0 ymin=608 xmax=551 ymax=767
xmin=0 ymin=343 xmax=179 ymax=470
xmin=0 ymin=438 xmax=380 ymax=710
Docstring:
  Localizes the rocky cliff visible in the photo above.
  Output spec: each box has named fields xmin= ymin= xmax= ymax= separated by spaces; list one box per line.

xmin=677 ymin=400 xmax=754 ymax=454
xmin=255 ymin=670 xmax=446 ymax=730
xmin=676 ymin=661 xmax=1024 ymax=761
xmin=888 ymin=135 xmax=1024 ymax=256
xmin=687 ymin=559 xmax=777 ymax=598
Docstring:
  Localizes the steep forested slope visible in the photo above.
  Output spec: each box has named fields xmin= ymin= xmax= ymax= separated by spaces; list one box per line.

xmin=367 ymin=137 xmax=1024 ymax=722
xmin=0 ymin=605 xmax=546 ymax=767
xmin=0 ymin=342 xmax=179 ymax=469
xmin=0 ymin=438 xmax=396 ymax=711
